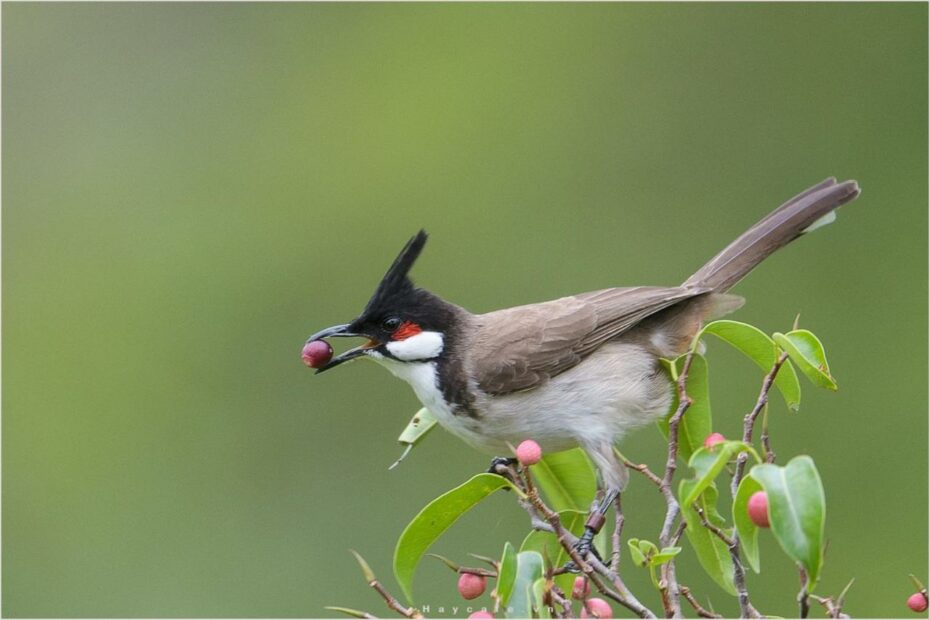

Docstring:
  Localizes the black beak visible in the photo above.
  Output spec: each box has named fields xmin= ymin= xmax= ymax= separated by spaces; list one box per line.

xmin=306 ymin=323 xmax=380 ymax=374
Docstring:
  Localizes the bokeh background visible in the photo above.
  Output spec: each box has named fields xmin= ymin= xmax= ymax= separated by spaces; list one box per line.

xmin=3 ymin=3 xmax=926 ymax=618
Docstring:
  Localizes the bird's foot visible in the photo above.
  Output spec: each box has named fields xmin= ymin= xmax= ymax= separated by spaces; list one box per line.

xmin=487 ymin=456 xmax=518 ymax=476
xmin=564 ymin=530 xmax=607 ymax=573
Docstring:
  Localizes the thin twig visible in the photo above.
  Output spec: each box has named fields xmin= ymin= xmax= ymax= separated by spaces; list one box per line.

xmin=693 ymin=503 xmax=735 ymax=547
xmin=731 ymin=352 xmax=789 ymax=493
xmin=680 ymin=586 xmax=723 ymax=618
xmin=657 ymin=349 xmax=696 ymax=618
xmin=723 ymin=352 xmax=789 ymax=619
xmin=620 ymin=456 xmax=663 ymax=488
xmin=810 ymin=594 xmax=851 ymax=619
xmin=611 ymin=494 xmax=624 ymax=572
xmin=798 ymin=569 xmax=811 ymax=619
xmin=549 ymin=582 xmax=575 ymax=619
xmin=520 ymin=468 xmax=657 ymax=619
xmin=370 ymin=580 xmax=423 ymax=619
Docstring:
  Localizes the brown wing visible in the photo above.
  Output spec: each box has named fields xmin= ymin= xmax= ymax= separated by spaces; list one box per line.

xmin=470 ymin=286 xmax=708 ymax=395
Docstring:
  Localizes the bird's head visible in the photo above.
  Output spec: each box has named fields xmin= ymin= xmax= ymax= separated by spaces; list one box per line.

xmin=306 ymin=230 xmax=460 ymax=373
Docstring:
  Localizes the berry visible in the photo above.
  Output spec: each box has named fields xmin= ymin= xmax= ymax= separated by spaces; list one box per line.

xmin=301 ymin=340 xmax=333 ymax=369
xmin=468 ymin=612 xmax=494 ymax=619
xmin=704 ymin=432 xmax=726 ymax=450
xmin=747 ymin=491 xmax=770 ymax=528
xmin=571 ymin=576 xmax=590 ymax=599
xmin=581 ymin=598 xmax=613 ymax=619
xmin=516 ymin=440 xmax=543 ymax=466
xmin=908 ymin=592 xmax=928 ymax=613
xmin=458 ymin=572 xmax=486 ymax=600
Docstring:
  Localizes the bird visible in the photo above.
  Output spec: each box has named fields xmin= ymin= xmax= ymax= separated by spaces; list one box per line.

xmin=305 ymin=177 xmax=860 ymax=558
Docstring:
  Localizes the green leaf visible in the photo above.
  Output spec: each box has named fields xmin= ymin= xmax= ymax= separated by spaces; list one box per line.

xmin=520 ymin=511 xmax=586 ymax=595
xmin=682 ymin=441 xmax=759 ymax=508
xmin=350 ymin=549 xmax=376 ymax=582
xmin=750 ymin=456 xmax=826 ymax=590
xmin=679 ymin=480 xmax=737 ymax=595
xmin=773 ymin=330 xmax=837 ymax=391
xmin=732 ymin=476 xmax=763 ymax=573
xmin=627 ymin=539 xmax=648 ymax=567
xmin=649 ymin=547 xmax=682 ymax=566
xmin=390 ymin=408 xmax=440 ymax=469
xmin=658 ymin=354 xmax=712 ymax=462
xmin=397 ymin=407 xmax=438 ymax=445
xmin=496 ymin=542 xmax=518 ymax=606
xmin=532 ymin=448 xmax=598 ymax=513
xmin=324 ymin=606 xmax=373 ymax=618
xmin=532 ymin=578 xmax=551 ymax=619
xmin=509 ymin=551 xmax=544 ymax=619
xmin=393 ymin=473 xmax=517 ymax=602
xmin=699 ymin=320 xmax=802 ymax=411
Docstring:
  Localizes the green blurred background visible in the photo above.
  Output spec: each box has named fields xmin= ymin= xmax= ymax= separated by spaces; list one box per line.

xmin=3 ymin=3 xmax=926 ymax=618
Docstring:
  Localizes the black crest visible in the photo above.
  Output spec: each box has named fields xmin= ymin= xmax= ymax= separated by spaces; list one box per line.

xmin=362 ymin=230 xmax=428 ymax=316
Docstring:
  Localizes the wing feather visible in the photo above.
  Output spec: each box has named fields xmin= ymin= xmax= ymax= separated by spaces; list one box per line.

xmin=470 ymin=286 xmax=707 ymax=395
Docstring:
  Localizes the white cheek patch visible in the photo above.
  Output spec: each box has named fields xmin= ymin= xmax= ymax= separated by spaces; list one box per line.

xmin=385 ymin=331 xmax=444 ymax=361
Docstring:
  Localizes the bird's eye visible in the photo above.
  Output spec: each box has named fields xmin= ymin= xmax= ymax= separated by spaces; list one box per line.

xmin=381 ymin=317 xmax=402 ymax=332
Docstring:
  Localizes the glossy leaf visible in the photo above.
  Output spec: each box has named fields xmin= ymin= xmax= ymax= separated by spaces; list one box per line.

xmin=650 ymin=547 xmax=682 ymax=566
xmin=773 ymin=330 xmax=837 ymax=391
xmin=750 ymin=456 xmax=826 ymax=590
xmin=325 ymin=606 xmax=373 ymax=618
xmin=532 ymin=577 xmax=551 ymax=619
xmin=658 ymin=354 xmax=712 ymax=462
xmin=699 ymin=320 xmax=802 ymax=411
xmin=520 ymin=510 xmax=586 ymax=595
xmin=394 ymin=473 xmax=516 ymax=602
xmin=732 ymin=475 xmax=763 ymax=573
xmin=532 ymin=448 xmax=598 ymax=513
xmin=627 ymin=539 xmax=648 ymax=567
xmin=680 ymin=480 xmax=737 ymax=595
xmin=397 ymin=407 xmax=438 ymax=445
xmin=509 ymin=551 xmax=544 ymax=619
xmin=391 ymin=408 xmax=439 ymax=469
xmin=682 ymin=441 xmax=759 ymax=508
xmin=496 ymin=542 xmax=518 ymax=606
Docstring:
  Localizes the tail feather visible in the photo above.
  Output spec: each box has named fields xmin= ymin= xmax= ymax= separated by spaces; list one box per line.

xmin=684 ymin=178 xmax=861 ymax=292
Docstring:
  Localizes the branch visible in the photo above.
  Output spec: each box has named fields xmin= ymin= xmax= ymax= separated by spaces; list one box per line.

xmin=519 ymin=467 xmax=657 ymax=618
xmin=798 ymin=568 xmax=811 ymax=619
xmin=679 ymin=586 xmax=722 ymax=618
xmin=656 ymin=349 xmax=697 ymax=618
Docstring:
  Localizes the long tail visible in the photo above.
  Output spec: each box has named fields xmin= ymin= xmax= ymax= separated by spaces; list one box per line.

xmin=684 ymin=178 xmax=861 ymax=292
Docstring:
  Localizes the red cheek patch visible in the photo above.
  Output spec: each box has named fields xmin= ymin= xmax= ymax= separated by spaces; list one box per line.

xmin=393 ymin=321 xmax=422 ymax=340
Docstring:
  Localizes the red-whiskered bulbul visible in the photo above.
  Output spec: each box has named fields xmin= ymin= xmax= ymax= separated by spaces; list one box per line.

xmin=306 ymin=178 xmax=860 ymax=559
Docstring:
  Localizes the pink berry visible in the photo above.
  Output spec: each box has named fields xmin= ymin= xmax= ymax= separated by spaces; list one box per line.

xmin=747 ymin=491 xmax=770 ymax=528
xmin=458 ymin=572 xmax=486 ymax=600
xmin=581 ymin=598 xmax=613 ymax=619
xmin=704 ymin=432 xmax=726 ymax=449
xmin=572 ymin=576 xmax=590 ymax=599
xmin=468 ymin=612 xmax=494 ymax=619
xmin=908 ymin=592 xmax=928 ymax=613
xmin=301 ymin=340 xmax=333 ymax=369
xmin=516 ymin=440 xmax=542 ymax=466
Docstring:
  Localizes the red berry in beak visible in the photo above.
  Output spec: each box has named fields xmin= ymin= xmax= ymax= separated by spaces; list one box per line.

xmin=301 ymin=340 xmax=333 ymax=369
xmin=908 ymin=592 xmax=928 ymax=613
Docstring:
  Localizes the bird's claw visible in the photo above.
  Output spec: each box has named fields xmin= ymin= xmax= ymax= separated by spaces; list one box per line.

xmin=563 ymin=531 xmax=606 ymax=573
xmin=487 ymin=456 xmax=518 ymax=476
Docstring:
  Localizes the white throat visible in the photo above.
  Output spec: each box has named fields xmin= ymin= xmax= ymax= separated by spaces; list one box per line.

xmin=384 ymin=330 xmax=444 ymax=361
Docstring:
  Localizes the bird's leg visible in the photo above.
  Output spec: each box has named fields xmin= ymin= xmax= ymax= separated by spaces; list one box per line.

xmin=565 ymin=442 xmax=627 ymax=571
xmin=565 ymin=488 xmax=617 ymax=571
